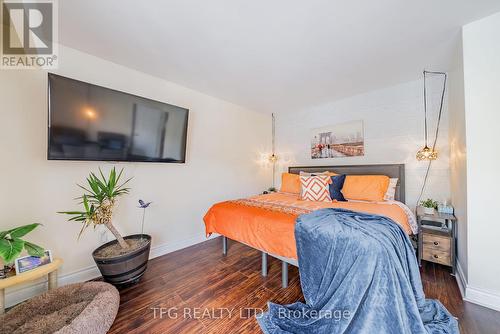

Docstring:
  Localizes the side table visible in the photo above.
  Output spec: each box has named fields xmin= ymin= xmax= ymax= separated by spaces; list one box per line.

xmin=0 ymin=258 xmax=63 ymax=314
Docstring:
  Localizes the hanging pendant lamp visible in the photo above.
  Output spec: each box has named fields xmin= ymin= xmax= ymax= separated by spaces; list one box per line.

xmin=416 ymin=70 xmax=447 ymax=161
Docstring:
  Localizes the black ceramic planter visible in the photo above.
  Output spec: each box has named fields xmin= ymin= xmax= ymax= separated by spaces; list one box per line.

xmin=92 ymin=234 xmax=151 ymax=286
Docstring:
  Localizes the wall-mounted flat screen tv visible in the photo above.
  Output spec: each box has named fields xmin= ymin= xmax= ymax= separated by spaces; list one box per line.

xmin=48 ymin=73 xmax=189 ymax=163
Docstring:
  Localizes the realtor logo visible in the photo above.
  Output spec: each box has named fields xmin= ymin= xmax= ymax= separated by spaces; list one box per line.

xmin=1 ymin=0 xmax=58 ymax=69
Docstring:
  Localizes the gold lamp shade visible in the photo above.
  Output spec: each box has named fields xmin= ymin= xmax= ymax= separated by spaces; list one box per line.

xmin=416 ymin=146 xmax=437 ymax=161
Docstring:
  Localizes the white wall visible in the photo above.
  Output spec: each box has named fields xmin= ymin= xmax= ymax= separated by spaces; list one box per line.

xmin=0 ymin=46 xmax=270 ymax=307
xmin=275 ymin=78 xmax=450 ymax=209
xmin=448 ymin=35 xmax=468 ymax=283
xmin=462 ymin=12 xmax=500 ymax=310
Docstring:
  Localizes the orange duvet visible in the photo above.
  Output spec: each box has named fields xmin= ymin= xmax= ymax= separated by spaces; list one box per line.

xmin=204 ymin=192 xmax=414 ymax=260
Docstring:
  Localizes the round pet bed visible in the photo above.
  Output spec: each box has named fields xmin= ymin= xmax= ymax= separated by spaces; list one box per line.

xmin=0 ymin=282 xmax=119 ymax=334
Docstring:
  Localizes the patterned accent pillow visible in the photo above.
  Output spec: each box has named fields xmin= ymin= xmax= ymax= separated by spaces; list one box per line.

xmin=300 ymin=175 xmax=332 ymax=202
xmin=384 ymin=178 xmax=399 ymax=201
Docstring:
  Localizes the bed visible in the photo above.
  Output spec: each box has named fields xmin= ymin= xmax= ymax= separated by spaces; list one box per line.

xmin=203 ymin=164 xmax=416 ymax=287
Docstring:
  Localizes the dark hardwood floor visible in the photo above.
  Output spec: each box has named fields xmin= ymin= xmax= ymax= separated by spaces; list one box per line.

xmin=109 ymin=237 xmax=500 ymax=334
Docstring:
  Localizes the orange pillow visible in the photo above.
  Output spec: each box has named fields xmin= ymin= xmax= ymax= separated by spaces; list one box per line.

xmin=280 ymin=173 xmax=301 ymax=194
xmin=342 ymin=175 xmax=390 ymax=202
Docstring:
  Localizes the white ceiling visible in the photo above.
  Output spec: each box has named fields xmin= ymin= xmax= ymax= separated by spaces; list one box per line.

xmin=59 ymin=0 xmax=500 ymax=113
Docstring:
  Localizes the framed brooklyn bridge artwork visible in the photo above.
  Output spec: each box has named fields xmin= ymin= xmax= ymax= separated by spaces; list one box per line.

xmin=311 ymin=120 xmax=364 ymax=159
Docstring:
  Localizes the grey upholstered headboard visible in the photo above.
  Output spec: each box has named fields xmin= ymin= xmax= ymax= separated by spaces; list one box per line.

xmin=288 ymin=164 xmax=405 ymax=203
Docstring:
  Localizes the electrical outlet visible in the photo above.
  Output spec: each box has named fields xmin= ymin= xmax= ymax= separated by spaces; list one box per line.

xmin=99 ymin=229 xmax=108 ymax=243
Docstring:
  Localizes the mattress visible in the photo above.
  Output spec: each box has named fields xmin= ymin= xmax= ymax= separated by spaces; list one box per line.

xmin=204 ymin=192 xmax=416 ymax=260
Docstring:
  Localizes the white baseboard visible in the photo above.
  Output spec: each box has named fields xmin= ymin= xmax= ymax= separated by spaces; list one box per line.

xmin=454 ymin=260 xmax=500 ymax=312
xmin=455 ymin=261 xmax=467 ymax=298
xmin=464 ymin=286 xmax=500 ymax=312
xmin=149 ymin=233 xmax=217 ymax=259
xmin=5 ymin=233 xmax=217 ymax=308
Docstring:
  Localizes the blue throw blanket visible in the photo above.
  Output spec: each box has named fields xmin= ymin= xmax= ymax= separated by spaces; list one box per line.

xmin=258 ymin=209 xmax=459 ymax=334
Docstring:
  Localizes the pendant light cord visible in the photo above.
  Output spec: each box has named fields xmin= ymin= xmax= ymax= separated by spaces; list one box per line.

xmin=271 ymin=113 xmax=276 ymax=189
xmin=272 ymin=113 xmax=276 ymax=155
xmin=417 ymin=71 xmax=447 ymax=205
xmin=423 ymin=71 xmax=428 ymax=147
xmin=432 ymin=73 xmax=447 ymax=151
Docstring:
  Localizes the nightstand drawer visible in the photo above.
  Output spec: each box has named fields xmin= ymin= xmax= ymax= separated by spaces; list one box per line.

xmin=423 ymin=233 xmax=450 ymax=252
xmin=422 ymin=248 xmax=451 ymax=266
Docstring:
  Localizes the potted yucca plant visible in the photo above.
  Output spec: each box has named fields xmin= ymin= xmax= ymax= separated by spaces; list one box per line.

xmin=59 ymin=167 xmax=151 ymax=285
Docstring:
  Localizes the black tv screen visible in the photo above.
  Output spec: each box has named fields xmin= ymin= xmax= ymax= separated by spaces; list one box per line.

xmin=48 ymin=73 xmax=188 ymax=163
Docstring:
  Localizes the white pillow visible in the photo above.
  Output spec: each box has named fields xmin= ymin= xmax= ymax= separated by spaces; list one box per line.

xmin=384 ymin=178 xmax=398 ymax=201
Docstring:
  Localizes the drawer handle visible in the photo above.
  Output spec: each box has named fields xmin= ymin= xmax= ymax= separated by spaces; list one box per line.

xmin=433 ymin=241 xmax=439 ymax=246
xmin=433 ymin=254 xmax=439 ymax=259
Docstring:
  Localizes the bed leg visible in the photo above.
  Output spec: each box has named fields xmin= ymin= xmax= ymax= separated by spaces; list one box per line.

xmin=222 ymin=236 xmax=227 ymax=255
xmin=282 ymin=261 xmax=288 ymax=288
xmin=262 ymin=252 xmax=268 ymax=277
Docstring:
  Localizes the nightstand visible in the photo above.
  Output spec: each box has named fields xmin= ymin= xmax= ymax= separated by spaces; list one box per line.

xmin=417 ymin=207 xmax=457 ymax=275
